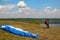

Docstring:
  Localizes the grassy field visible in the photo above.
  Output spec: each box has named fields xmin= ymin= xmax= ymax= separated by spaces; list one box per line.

xmin=0 ymin=20 xmax=60 ymax=40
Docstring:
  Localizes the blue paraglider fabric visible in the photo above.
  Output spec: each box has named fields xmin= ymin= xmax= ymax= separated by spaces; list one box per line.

xmin=0 ymin=25 xmax=38 ymax=39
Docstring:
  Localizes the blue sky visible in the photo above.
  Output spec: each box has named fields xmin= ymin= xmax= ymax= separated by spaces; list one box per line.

xmin=0 ymin=0 xmax=60 ymax=18
xmin=0 ymin=0 xmax=60 ymax=9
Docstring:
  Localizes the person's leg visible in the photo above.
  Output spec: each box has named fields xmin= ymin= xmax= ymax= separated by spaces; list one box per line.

xmin=47 ymin=24 xmax=49 ymax=28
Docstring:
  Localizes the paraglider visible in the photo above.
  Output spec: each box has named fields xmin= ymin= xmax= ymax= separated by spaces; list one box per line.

xmin=0 ymin=24 xmax=38 ymax=39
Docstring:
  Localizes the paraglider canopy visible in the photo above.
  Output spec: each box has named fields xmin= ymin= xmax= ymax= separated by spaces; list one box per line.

xmin=0 ymin=24 xmax=38 ymax=39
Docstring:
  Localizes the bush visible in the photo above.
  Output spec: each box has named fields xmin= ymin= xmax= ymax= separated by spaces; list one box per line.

xmin=30 ymin=20 xmax=40 ymax=24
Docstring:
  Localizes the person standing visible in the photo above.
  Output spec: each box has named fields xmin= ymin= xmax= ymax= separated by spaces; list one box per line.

xmin=45 ymin=18 xmax=49 ymax=28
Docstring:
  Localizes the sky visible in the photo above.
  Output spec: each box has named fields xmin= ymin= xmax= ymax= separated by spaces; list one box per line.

xmin=0 ymin=0 xmax=60 ymax=18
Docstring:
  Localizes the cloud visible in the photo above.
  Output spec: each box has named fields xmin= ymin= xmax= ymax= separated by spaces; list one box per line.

xmin=0 ymin=1 xmax=30 ymax=12
xmin=39 ymin=6 xmax=60 ymax=18
xmin=17 ymin=1 xmax=31 ymax=13
xmin=0 ymin=1 xmax=36 ymax=18
xmin=0 ymin=1 xmax=60 ymax=18
xmin=0 ymin=5 xmax=15 ymax=9
xmin=16 ymin=1 xmax=35 ymax=16
xmin=17 ymin=1 xmax=27 ymax=7
xmin=18 ymin=7 xmax=30 ymax=13
xmin=0 ymin=5 xmax=3 ymax=9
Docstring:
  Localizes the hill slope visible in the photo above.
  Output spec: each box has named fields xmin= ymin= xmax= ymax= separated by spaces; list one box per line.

xmin=0 ymin=20 xmax=60 ymax=40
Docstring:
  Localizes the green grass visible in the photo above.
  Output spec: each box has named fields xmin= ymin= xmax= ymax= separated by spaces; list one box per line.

xmin=29 ymin=20 xmax=41 ymax=24
xmin=0 ymin=20 xmax=60 ymax=40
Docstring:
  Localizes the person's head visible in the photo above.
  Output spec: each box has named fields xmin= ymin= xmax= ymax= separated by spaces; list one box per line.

xmin=47 ymin=18 xmax=49 ymax=20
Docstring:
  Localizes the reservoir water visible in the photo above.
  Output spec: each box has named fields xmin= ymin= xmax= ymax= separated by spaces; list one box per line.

xmin=49 ymin=24 xmax=60 ymax=27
